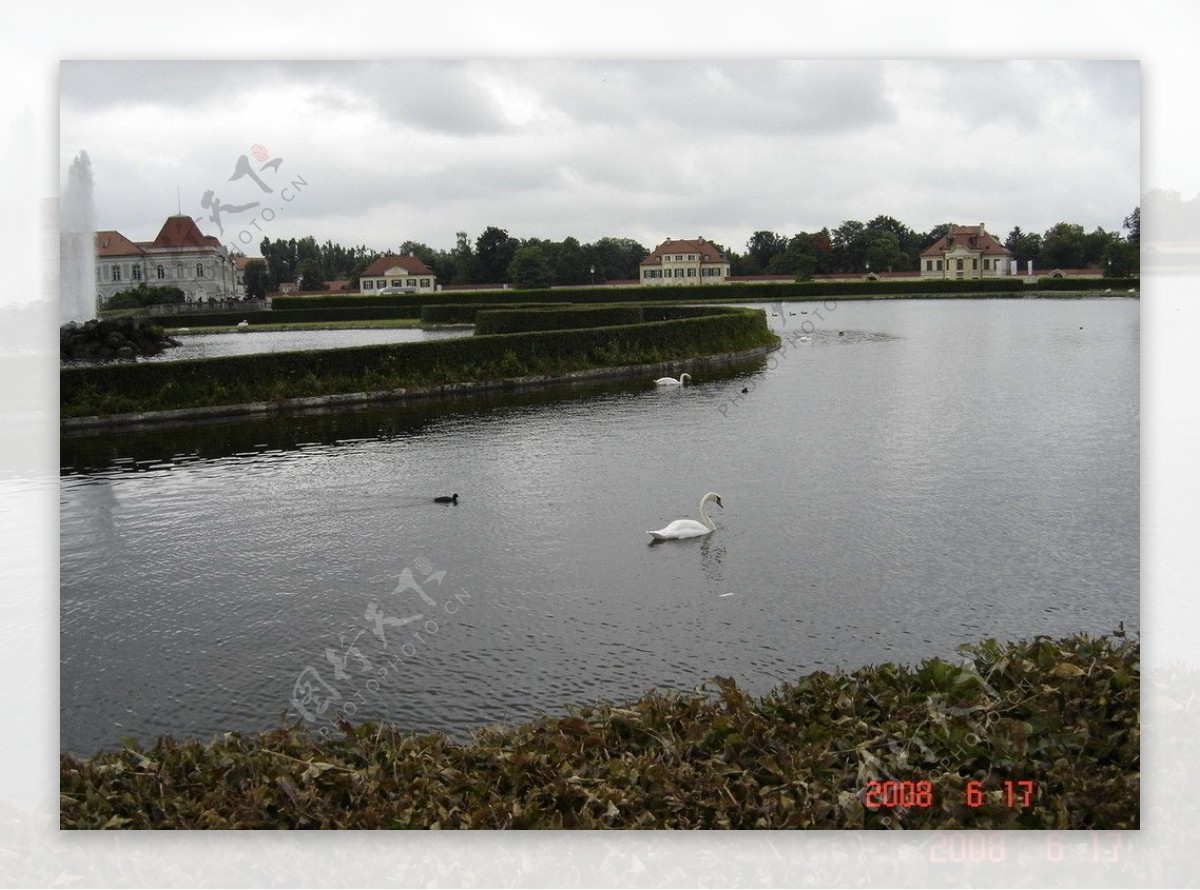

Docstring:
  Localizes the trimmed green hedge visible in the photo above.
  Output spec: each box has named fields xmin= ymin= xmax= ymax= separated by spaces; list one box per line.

xmin=419 ymin=302 xmax=572 ymax=325
xmin=1034 ymin=276 xmax=1139 ymax=291
xmin=61 ymin=307 xmax=777 ymax=418
xmin=271 ymin=294 xmax=434 ymax=310
xmin=271 ymin=278 xmax=1029 ymax=310
xmin=475 ymin=305 xmax=644 ymax=335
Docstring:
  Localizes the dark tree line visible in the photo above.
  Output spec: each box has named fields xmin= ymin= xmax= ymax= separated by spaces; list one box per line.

xmin=254 ymin=207 xmax=1141 ymax=293
xmin=727 ymin=209 xmax=1141 ymax=279
xmin=256 ymin=228 xmax=650 ymax=292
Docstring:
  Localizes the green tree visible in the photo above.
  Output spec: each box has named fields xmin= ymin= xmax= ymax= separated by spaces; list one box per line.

xmin=745 ymin=230 xmax=788 ymax=273
xmin=864 ymin=230 xmax=905 ymax=273
xmin=830 ymin=220 xmax=868 ymax=273
xmin=449 ymin=231 xmax=474 ymax=285
xmin=298 ymin=257 xmax=326 ymax=292
xmin=259 ymin=237 xmax=297 ymax=289
xmin=507 ymin=244 xmax=555 ymax=289
xmin=1102 ymin=239 xmax=1139 ymax=277
xmin=399 ymin=240 xmax=449 ymax=281
xmin=1004 ymin=226 xmax=1041 ymax=271
xmin=553 ymin=236 xmax=590 ymax=285
xmin=104 ymin=283 xmax=185 ymax=309
xmin=583 ymin=237 xmax=648 ymax=281
xmin=242 ymin=260 xmax=269 ymax=300
xmin=475 ymin=226 xmax=521 ymax=283
xmin=1123 ymin=206 xmax=1140 ymax=246
xmin=768 ymin=232 xmax=826 ymax=279
xmin=1040 ymin=222 xmax=1087 ymax=269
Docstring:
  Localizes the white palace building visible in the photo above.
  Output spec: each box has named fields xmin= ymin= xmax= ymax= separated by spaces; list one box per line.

xmin=94 ymin=215 xmax=238 ymax=306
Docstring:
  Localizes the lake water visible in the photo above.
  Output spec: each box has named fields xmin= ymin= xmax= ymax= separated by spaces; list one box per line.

xmin=59 ymin=299 xmax=1139 ymax=755
xmin=143 ymin=325 xmax=465 ymax=361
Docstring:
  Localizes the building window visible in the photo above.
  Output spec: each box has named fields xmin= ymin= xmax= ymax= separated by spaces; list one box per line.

xmin=112 ymin=265 xmax=121 ymax=282
xmin=687 ymin=268 xmax=696 ymax=277
xmin=364 ymin=280 xmax=374 ymax=290
xmin=177 ymin=264 xmax=184 ymax=279
xmin=956 ymin=259 xmax=963 ymax=271
xmin=391 ymin=279 xmax=401 ymax=287
xmin=406 ymin=278 xmax=416 ymax=287
xmin=936 ymin=260 xmax=943 ymax=271
xmin=197 ymin=262 xmax=205 ymax=277
xmin=132 ymin=265 xmax=142 ymax=280
xmin=420 ymin=278 xmax=430 ymax=287
xmin=157 ymin=264 xmax=165 ymax=279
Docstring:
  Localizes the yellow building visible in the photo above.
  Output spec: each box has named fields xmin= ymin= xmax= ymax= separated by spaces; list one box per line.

xmin=919 ymin=223 xmax=1014 ymax=279
xmin=639 ymin=238 xmax=730 ymax=285
xmin=359 ymin=255 xmax=437 ymax=293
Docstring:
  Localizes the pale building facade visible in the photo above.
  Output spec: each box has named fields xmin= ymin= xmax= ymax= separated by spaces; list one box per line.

xmin=639 ymin=238 xmax=730 ymax=285
xmin=919 ymin=223 xmax=1014 ymax=279
xmin=95 ymin=215 xmax=237 ymax=305
xmin=359 ymin=255 xmax=437 ymax=293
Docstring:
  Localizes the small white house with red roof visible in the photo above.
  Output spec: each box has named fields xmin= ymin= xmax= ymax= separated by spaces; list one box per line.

xmin=919 ymin=223 xmax=1014 ymax=279
xmin=94 ymin=215 xmax=237 ymax=305
xmin=359 ymin=255 xmax=437 ymax=293
xmin=639 ymin=238 xmax=730 ymax=286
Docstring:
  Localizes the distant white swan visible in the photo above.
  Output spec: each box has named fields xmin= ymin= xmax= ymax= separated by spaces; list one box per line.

xmin=655 ymin=373 xmax=691 ymax=386
xmin=647 ymin=492 xmax=723 ymax=541
xmin=236 ymin=320 xmax=250 ymax=332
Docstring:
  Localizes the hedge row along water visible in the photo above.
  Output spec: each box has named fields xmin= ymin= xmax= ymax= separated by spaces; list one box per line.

xmin=419 ymin=302 xmax=572 ymax=325
xmin=475 ymin=305 xmax=644 ymax=335
xmin=271 ymin=277 xmax=1029 ymax=310
xmin=140 ymin=277 xmax=1136 ymax=329
xmin=61 ymin=306 xmax=777 ymax=418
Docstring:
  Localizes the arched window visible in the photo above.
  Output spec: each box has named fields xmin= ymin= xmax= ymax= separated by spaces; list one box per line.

xmin=197 ymin=262 xmax=205 ymax=278
xmin=176 ymin=264 xmax=184 ymax=280
xmin=157 ymin=264 xmax=165 ymax=279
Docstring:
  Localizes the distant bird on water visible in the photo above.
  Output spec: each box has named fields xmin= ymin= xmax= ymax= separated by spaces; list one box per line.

xmin=434 ymin=494 xmax=459 ymax=504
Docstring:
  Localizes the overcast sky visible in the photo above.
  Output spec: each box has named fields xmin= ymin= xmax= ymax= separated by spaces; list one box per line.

xmin=59 ymin=60 xmax=1140 ymax=258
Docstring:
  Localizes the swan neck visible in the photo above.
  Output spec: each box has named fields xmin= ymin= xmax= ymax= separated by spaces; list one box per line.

xmin=698 ymin=496 xmax=715 ymax=530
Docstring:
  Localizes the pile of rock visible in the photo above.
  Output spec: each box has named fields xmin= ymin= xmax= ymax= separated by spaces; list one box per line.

xmin=60 ymin=318 xmax=181 ymax=363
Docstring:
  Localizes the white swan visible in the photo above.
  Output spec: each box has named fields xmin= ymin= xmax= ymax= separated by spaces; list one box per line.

xmin=655 ymin=372 xmax=691 ymax=386
xmin=647 ymin=492 xmax=723 ymax=540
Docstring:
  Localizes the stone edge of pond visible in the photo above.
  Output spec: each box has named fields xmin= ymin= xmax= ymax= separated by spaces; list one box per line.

xmin=60 ymin=342 xmax=780 ymax=432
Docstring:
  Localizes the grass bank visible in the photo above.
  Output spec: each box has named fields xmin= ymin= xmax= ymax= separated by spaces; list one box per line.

xmin=60 ymin=631 xmax=1137 ymax=829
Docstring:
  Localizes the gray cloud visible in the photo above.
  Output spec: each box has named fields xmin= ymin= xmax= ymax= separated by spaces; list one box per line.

xmin=61 ymin=60 xmax=1140 ymax=256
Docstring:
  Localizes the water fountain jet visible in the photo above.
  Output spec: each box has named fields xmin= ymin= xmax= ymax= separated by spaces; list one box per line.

xmin=60 ymin=150 xmax=96 ymax=325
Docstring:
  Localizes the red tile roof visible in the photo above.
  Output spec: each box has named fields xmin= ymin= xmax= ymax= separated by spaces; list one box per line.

xmin=94 ymin=230 xmax=146 ymax=257
xmin=921 ymin=225 xmax=1011 ymax=257
xmin=361 ymin=254 xmax=435 ymax=277
xmin=640 ymin=238 xmax=728 ymax=266
xmin=146 ymin=215 xmax=222 ymax=249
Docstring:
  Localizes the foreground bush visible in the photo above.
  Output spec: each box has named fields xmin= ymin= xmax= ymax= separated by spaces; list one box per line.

xmin=60 ymin=631 xmax=1137 ymax=829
